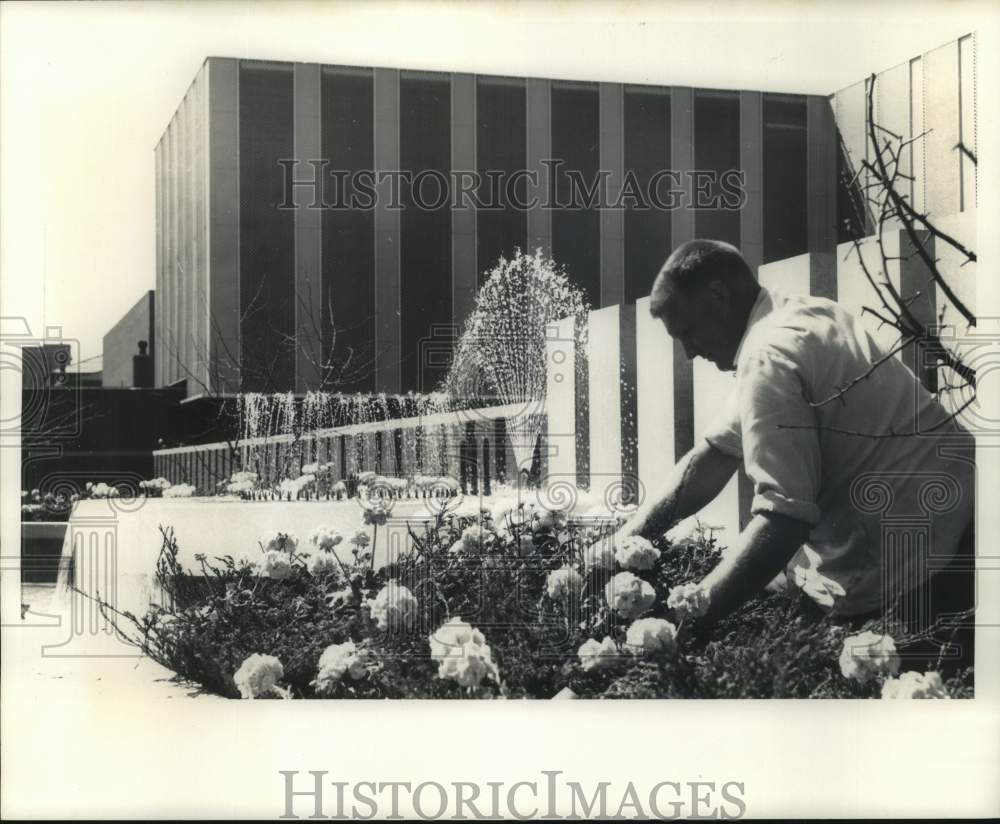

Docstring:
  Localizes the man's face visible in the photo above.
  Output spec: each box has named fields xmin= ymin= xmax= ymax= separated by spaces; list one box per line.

xmin=659 ymin=282 xmax=737 ymax=370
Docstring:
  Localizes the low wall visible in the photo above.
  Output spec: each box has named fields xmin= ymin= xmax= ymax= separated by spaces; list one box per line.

xmin=152 ymin=401 xmax=547 ymax=494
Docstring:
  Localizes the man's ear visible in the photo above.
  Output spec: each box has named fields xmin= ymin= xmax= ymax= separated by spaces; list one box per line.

xmin=706 ymin=280 xmax=730 ymax=313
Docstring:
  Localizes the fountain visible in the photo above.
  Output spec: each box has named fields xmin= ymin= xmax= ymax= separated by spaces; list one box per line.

xmin=219 ymin=249 xmax=588 ymax=491
xmin=442 ymin=248 xmax=589 ymax=480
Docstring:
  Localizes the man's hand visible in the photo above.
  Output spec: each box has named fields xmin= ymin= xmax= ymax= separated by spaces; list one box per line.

xmin=698 ymin=511 xmax=811 ymax=625
xmin=616 ymin=439 xmax=740 ymax=542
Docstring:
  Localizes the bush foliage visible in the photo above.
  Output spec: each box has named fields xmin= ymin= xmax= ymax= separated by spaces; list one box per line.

xmin=102 ymin=504 xmax=973 ymax=700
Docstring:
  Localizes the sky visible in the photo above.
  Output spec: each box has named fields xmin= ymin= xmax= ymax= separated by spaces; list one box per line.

xmin=1 ymin=0 xmax=996 ymax=366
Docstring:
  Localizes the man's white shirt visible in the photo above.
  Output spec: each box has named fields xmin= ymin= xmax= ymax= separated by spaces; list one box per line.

xmin=703 ymin=287 xmax=975 ymax=615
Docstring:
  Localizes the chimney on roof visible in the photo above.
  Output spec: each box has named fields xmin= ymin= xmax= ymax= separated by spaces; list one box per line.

xmin=133 ymin=340 xmax=153 ymax=388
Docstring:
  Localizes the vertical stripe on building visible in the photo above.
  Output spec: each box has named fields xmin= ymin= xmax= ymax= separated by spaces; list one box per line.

xmin=207 ymin=57 xmax=241 ymax=394
xmin=922 ymin=41 xmax=961 ymax=218
xmin=373 ymin=68 xmax=402 ymax=393
xmin=451 ymin=73 xmax=477 ymax=335
xmin=154 ymin=140 xmax=164 ymax=386
xmin=293 ymin=63 xmax=324 ymax=392
xmin=525 ymin=78 xmax=552 ymax=256
xmin=739 ymin=91 xmax=763 ymax=274
xmin=670 ymin=87 xmax=695 ymax=459
xmin=477 ymin=76 xmax=528 ymax=283
xmin=399 ymin=70 xmax=452 ymax=392
xmin=599 ymin=83 xmax=624 ymax=308
xmin=238 ymin=60 xmax=296 ymax=392
xmin=320 ymin=66 xmax=375 ymax=392
xmin=623 ymin=85 xmax=671 ymax=304
xmin=807 ymin=95 xmax=838 ymax=298
xmin=551 ymin=81 xmax=601 ymax=308
xmin=737 ymin=90 xmax=763 ymax=528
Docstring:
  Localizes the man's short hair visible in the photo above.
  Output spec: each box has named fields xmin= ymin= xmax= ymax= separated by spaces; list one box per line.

xmin=649 ymin=239 xmax=754 ymax=317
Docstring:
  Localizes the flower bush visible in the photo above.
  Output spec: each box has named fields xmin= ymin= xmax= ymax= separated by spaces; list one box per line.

xmin=233 ymin=653 xmax=287 ymax=699
xmin=366 ymin=582 xmax=418 ymax=631
xmin=140 ymin=478 xmax=172 ymax=496
xmin=838 ymin=631 xmax=901 ymax=684
xmin=625 ymin=617 xmax=678 ymax=656
xmin=604 ymin=571 xmax=656 ymax=619
xmin=428 ymin=618 xmax=500 ymax=688
xmin=20 ymin=488 xmax=76 ymax=521
xmin=312 ymin=641 xmax=368 ymax=694
xmin=666 ymin=582 xmax=712 ymax=622
xmin=163 ymin=482 xmax=196 ymax=498
xmin=309 ymin=526 xmax=343 ymax=552
xmin=577 ymin=636 xmax=622 ymax=672
xmin=546 ymin=566 xmax=583 ymax=602
xmin=86 ymin=481 xmax=120 ymax=498
xmin=615 ymin=535 xmax=660 ymax=571
xmin=103 ymin=500 xmax=974 ymax=699
xmin=881 ymin=670 xmax=948 ymax=699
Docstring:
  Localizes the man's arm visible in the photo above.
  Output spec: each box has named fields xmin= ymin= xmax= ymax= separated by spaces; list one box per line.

xmin=617 ymin=439 xmax=740 ymax=541
xmin=699 ymin=511 xmax=811 ymax=624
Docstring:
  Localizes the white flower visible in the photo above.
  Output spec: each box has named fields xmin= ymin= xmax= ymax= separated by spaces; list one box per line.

xmin=302 ymin=462 xmax=320 ymax=475
xmin=461 ymin=524 xmax=490 ymax=550
xmin=88 ymin=482 xmax=120 ymax=498
xmin=258 ymin=550 xmax=293 ymax=580
xmin=312 ymin=641 xmax=366 ymax=694
xmin=163 ymin=482 xmax=196 ymax=498
xmin=881 ymin=671 xmax=948 ymax=699
xmin=349 ymin=529 xmax=371 ymax=548
xmin=367 ymin=581 xmax=418 ymax=631
xmin=546 ymin=566 xmax=583 ymax=601
xmin=790 ymin=563 xmax=847 ymax=609
xmin=233 ymin=653 xmax=284 ymax=699
xmin=264 ymin=532 xmax=298 ymax=553
xmin=364 ymin=501 xmax=389 ymax=526
xmin=326 ymin=586 xmax=354 ymax=609
xmin=226 ymin=479 xmax=254 ymax=495
xmin=307 ymin=552 xmax=340 ymax=577
xmin=332 ymin=480 xmax=347 ymax=495
xmin=428 ymin=617 xmax=499 ymax=688
xmin=577 ymin=636 xmax=621 ymax=671
xmin=448 ymin=539 xmax=466 ymax=555
xmin=582 ymin=540 xmax=616 ymax=569
xmin=534 ymin=507 xmax=568 ymax=532
xmin=230 ymin=471 xmax=258 ymax=485
xmin=625 ymin=617 xmax=678 ymax=656
xmin=604 ymin=571 xmax=656 ymax=619
xmin=552 ymin=686 xmax=578 ymax=699
xmin=615 ymin=535 xmax=660 ymax=571
xmin=839 ymin=632 xmax=901 ymax=684
xmin=309 ymin=525 xmax=343 ymax=551
xmin=140 ymin=477 xmax=172 ymax=491
xmin=278 ymin=477 xmax=302 ymax=497
xmin=666 ymin=582 xmax=712 ymax=621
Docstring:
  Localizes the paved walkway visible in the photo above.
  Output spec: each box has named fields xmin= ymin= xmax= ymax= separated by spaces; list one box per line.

xmin=6 ymin=584 xmax=225 ymax=702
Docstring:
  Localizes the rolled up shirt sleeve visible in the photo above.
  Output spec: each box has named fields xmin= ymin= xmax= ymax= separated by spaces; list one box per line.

xmin=703 ymin=387 xmax=742 ymax=458
xmin=738 ymin=349 xmax=822 ymax=526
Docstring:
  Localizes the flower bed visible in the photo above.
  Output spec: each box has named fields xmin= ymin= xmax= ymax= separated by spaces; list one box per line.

xmin=102 ymin=502 xmax=974 ymax=700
